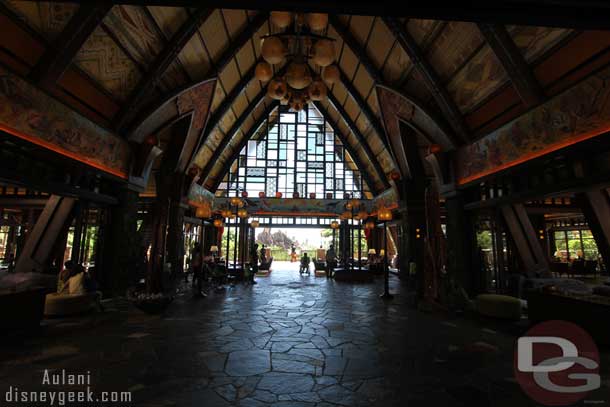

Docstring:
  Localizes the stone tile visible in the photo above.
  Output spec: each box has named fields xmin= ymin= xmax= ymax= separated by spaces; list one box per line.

xmin=225 ymin=350 xmax=270 ymax=376
xmin=257 ymin=373 xmax=315 ymax=394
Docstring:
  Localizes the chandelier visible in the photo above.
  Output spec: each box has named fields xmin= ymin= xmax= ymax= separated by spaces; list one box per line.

xmin=255 ymin=11 xmax=341 ymax=111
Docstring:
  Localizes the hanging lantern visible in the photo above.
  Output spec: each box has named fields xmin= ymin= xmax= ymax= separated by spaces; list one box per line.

xmin=270 ymin=11 xmax=292 ymax=28
xmin=330 ymin=220 xmax=340 ymax=229
xmin=345 ymin=201 xmax=354 ymax=210
xmin=275 ymin=191 xmax=283 ymax=198
xmin=286 ymin=62 xmax=312 ymax=90
xmin=237 ymin=208 xmax=248 ymax=218
xmin=322 ymin=64 xmax=340 ymax=84
xmin=267 ymin=78 xmax=288 ymax=100
xmin=261 ymin=36 xmax=286 ymax=64
xmin=259 ymin=191 xmax=266 ymax=198
xmin=229 ymin=196 xmax=242 ymax=207
xmin=306 ymin=13 xmax=328 ymax=31
xmin=378 ymin=208 xmax=393 ymax=221
xmin=255 ymin=61 xmax=273 ymax=82
xmin=250 ymin=220 xmax=260 ymax=228
xmin=213 ymin=218 xmax=223 ymax=227
xmin=309 ymin=193 xmax=316 ymax=199
xmin=390 ymin=170 xmax=401 ymax=181
xmin=291 ymin=101 xmax=306 ymax=112
xmin=307 ymin=79 xmax=327 ymax=101
xmin=365 ymin=219 xmax=376 ymax=230
xmin=357 ymin=211 xmax=368 ymax=221
xmin=195 ymin=206 xmax=211 ymax=219
xmin=241 ymin=191 xmax=249 ymax=198
xmin=293 ymin=191 xmax=300 ymax=198
xmin=221 ymin=209 xmax=232 ymax=218
xmin=312 ymin=39 xmax=335 ymax=67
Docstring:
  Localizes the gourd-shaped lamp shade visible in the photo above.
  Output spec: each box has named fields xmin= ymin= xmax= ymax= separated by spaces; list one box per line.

xmin=267 ymin=78 xmax=288 ymax=100
xmin=306 ymin=13 xmax=328 ymax=31
xmin=291 ymin=101 xmax=306 ymax=112
xmin=365 ymin=220 xmax=375 ymax=230
xmin=221 ymin=209 xmax=231 ymax=218
xmin=237 ymin=208 xmax=248 ymax=218
xmin=261 ymin=36 xmax=286 ymax=64
xmin=270 ymin=11 xmax=292 ymax=28
xmin=250 ymin=220 xmax=259 ymax=228
xmin=345 ymin=201 xmax=353 ymax=210
xmin=230 ymin=196 xmax=242 ymax=207
xmin=210 ymin=245 xmax=219 ymax=253
xmin=380 ymin=249 xmax=385 ymax=257
xmin=378 ymin=208 xmax=393 ymax=221
xmin=330 ymin=220 xmax=339 ymax=229
xmin=241 ymin=191 xmax=249 ymax=198
xmin=312 ymin=39 xmax=335 ymax=67
xmin=259 ymin=191 xmax=266 ymax=198
xmin=213 ymin=219 xmax=223 ymax=227
xmin=286 ymin=62 xmax=312 ymax=90
xmin=275 ymin=191 xmax=283 ymax=198
xmin=255 ymin=61 xmax=273 ymax=82
xmin=307 ymin=80 xmax=327 ymax=101
xmin=322 ymin=64 xmax=340 ymax=84
xmin=368 ymin=249 xmax=376 ymax=255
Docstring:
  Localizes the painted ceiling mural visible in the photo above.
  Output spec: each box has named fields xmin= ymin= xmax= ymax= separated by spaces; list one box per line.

xmin=0 ymin=66 xmax=130 ymax=177
xmin=1 ymin=0 xmax=77 ymax=40
xmin=455 ymin=64 xmax=610 ymax=185
xmin=73 ymin=25 xmax=141 ymax=101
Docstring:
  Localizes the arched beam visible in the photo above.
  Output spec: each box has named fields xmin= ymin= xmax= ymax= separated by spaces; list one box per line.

xmin=127 ymin=78 xmax=217 ymax=187
xmin=210 ymin=101 xmax=280 ymax=191
xmin=383 ymin=17 xmax=470 ymax=145
xmin=326 ymin=93 xmax=390 ymax=191
xmin=314 ymin=102 xmax=379 ymax=195
xmin=116 ymin=8 xmax=213 ymax=132
xmin=376 ymin=85 xmax=455 ymax=179
xmin=477 ymin=23 xmax=545 ymax=108
xmin=199 ymin=90 xmax=268 ymax=185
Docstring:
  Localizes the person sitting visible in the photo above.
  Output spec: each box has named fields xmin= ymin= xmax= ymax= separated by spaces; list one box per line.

xmin=248 ymin=243 xmax=259 ymax=284
xmin=325 ymin=245 xmax=337 ymax=279
xmin=260 ymin=244 xmax=267 ymax=264
xmin=300 ymin=252 xmax=311 ymax=274
xmin=59 ymin=264 xmax=104 ymax=311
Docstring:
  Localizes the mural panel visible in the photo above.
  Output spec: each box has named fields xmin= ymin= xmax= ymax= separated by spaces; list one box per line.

xmin=1 ymin=0 xmax=77 ymax=40
xmin=455 ymin=65 xmax=610 ymax=185
xmin=0 ymin=66 xmax=130 ymax=177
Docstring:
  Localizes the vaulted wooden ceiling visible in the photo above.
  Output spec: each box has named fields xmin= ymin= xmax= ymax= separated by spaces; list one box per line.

xmin=1 ymin=1 xmax=609 ymax=195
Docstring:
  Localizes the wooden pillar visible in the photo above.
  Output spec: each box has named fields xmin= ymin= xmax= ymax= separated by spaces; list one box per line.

xmin=100 ymin=187 xmax=139 ymax=296
xmin=166 ymin=174 xmax=186 ymax=278
xmin=575 ymin=189 xmax=610 ymax=268
xmin=445 ymin=193 xmax=477 ymax=296
xmin=500 ymin=203 xmax=548 ymax=276
xmin=16 ymin=195 xmax=75 ymax=273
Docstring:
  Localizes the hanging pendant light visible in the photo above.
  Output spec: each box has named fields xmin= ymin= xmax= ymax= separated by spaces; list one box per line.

xmin=267 ymin=78 xmax=288 ymax=100
xmin=306 ymin=13 xmax=328 ymax=31
xmin=261 ymin=36 xmax=286 ymax=64
xmin=270 ymin=11 xmax=292 ymax=28
xmin=286 ymin=62 xmax=312 ymax=90
xmin=255 ymin=61 xmax=273 ymax=82
xmin=322 ymin=64 xmax=340 ymax=84
xmin=312 ymin=39 xmax=335 ymax=67
xmin=307 ymin=79 xmax=327 ymax=101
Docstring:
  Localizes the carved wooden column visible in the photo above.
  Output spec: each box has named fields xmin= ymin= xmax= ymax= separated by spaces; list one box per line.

xmin=575 ymin=189 xmax=610 ymax=268
xmin=445 ymin=193 xmax=477 ymax=296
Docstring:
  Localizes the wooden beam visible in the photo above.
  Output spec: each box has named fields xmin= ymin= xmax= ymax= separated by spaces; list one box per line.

xmin=326 ymin=93 xmax=390 ymax=191
xmin=28 ymin=3 xmax=112 ymax=87
xmin=335 ymin=66 xmax=391 ymax=152
xmin=36 ymin=1 xmax=610 ymax=30
xmin=329 ymin=15 xmax=382 ymax=83
xmin=199 ymin=89 xmax=268 ymax=184
xmin=383 ymin=17 xmax=470 ymax=144
xmin=314 ymin=101 xmax=380 ymax=195
xmin=478 ymin=23 xmax=545 ymax=108
xmin=211 ymin=12 xmax=268 ymax=74
xmin=210 ymin=101 xmax=279 ymax=191
xmin=115 ymin=8 xmax=213 ymax=132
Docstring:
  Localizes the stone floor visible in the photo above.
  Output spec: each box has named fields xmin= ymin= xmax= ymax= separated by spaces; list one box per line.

xmin=1 ymin=262 xmax=608 ymax=406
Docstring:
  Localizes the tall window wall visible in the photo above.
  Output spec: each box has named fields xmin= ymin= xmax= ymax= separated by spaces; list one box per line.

xmin=217 ymin=105 xmax=370 ymax=199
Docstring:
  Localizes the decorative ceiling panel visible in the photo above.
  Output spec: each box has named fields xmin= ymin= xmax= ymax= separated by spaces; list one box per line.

xmin=218 ymin=59 xmax=241 ymax=94
xmin=234 ymin=41 xmax=256 ymax=73
xmin=338 ymin=44 xmax=358 ymax=80
xmin=146 ymin=5 xmax=187 ymax=38
xmin=73 ymin=26 xmax=141 ymax=101
xmin=508 ymin=25 xmax=574 ymax=64
xmin=330 ymin=82 xmax=348 ymax=106
xmin=427 ymin=21 xmax=483 ymax=82
xmin=406 ymin=19 xmax=438 ymax=46
xmin=159 ymin=60 xmax=189 ymax=92
xmin=352 ymin=65 xmax=374 ymax=101
xmin=366 ymin=18 xmax=394 ymax=69
xmin=366 ymin=92 xmax=380 ymax=116
xmin=382 ymin=42 xmax=411 ymax=85
xmin=221 ymin=9 xmax=248 ymax=39
xmin=103 ymin=6 xmax=163 ymax=68
xmin=1 ymin=0 xmax=77 ymax=41
xmin=198 ymin=10 xmax=228 ymax=64
xmin=210 ymin=85 xmax=226 ymax=114
xmin=177 ymin=34 xmax=212 ymax=81
xmin=245 ymin=79 xmax=262 ymax=101
xmin=348 ymin=15 xmax=374 ymax=49
xmin=447 ymin=44 xmax=509 ymax=113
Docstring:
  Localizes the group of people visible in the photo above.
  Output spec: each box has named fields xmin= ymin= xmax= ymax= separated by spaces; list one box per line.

xmin=298 ymin=244 xmax=337 ymax=278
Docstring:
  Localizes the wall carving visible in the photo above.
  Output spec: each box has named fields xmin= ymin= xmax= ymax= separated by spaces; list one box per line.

xmin=0 ymin=67 xmax=130 ymax=178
